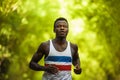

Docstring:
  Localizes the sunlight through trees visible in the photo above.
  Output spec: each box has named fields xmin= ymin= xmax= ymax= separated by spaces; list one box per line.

xmin=0 ymin=0 xmax=120 ymax=80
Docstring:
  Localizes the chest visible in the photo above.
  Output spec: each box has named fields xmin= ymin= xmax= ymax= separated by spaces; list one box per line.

xmin=44 ymin=41 xmax=75 ymax=57
xmin=53 ymin=43 xmax=67 ymax=52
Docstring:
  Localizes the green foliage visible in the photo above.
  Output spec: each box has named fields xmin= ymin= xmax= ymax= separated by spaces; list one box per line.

xmin=0 ymin=0 xmax=120 ymax=80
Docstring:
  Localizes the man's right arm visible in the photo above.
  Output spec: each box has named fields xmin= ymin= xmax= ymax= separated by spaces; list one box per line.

xmin=29 ymin=42 xmax=59 ymax=74
xmin=29 ymin=43 xmax=46 ymax=71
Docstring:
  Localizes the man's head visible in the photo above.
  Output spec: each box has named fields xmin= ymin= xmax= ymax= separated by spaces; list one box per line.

xmin=53 ymin=17 xmax=69 ymax=38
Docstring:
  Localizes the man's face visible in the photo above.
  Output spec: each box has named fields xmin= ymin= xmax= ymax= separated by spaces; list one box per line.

xmin=54 ymin=20 xmax=68 ymax=38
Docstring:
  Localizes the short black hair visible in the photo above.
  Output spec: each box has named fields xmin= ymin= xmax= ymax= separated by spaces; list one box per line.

xmin=54 ymin=17 xmax=68 ymax=28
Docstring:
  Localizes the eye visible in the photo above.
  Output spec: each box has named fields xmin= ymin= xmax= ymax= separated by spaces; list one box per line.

xmin=56 ymin=24 xmax=68 ymax=28
xmin=56 ymin=25 xmax=61 ymax=28
xmin=63 ymin=25 xmax=67 ymax=28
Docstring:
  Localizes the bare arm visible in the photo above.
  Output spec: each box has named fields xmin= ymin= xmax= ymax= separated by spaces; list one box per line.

xmin=29 ymin=43 xmax=46 ymax=71
xmin=71 ymin=43 xmax=82 ymax=74
xmin=72 ymin=44 xmax=80 ymax=67
xmin=29 ymin=42 xmax=59 ymax=74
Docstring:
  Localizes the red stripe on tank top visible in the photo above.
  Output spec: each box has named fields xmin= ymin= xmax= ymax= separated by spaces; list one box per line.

xmin=45 ymin=64 xmax=71 ymax=71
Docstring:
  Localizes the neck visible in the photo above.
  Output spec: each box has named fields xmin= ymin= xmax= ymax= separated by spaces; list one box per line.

xmin=54 ymin=37 xmax=67 ymax=44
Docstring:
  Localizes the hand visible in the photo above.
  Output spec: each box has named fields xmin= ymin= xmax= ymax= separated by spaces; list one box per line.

xmin=74 ymin=64 xmax=82 ymax=74
xmin=45 ymin=65 xmax=59 ymax=74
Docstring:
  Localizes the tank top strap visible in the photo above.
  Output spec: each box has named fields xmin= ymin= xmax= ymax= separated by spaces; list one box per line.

xmin=67 ymin=41 xmax=70 ymax=51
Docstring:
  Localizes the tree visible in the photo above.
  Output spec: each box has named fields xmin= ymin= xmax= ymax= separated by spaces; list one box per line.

xmin=0 ymin=0 xmax=120 ymax=80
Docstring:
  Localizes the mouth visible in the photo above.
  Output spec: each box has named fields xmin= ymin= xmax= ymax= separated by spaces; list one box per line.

xmin=60 ymin=30 xmax=65 ymax=33
xmin=57 ymin=30 xmax=67 ymax=36
xmin=59 ymin=31 xmax=65 ymax=34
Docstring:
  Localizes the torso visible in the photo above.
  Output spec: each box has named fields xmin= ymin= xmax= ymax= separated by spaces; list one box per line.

xmin=41 ymin=39 xmax=76 ymax=59
xmin=42 ymin=39 xmax=72 ymax=80
xmin=41 ymin=39 xmax=77 ymax=80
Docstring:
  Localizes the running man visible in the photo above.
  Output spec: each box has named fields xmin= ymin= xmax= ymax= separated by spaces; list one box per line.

xmin=29 ymin=17 xmax=82 ymax=80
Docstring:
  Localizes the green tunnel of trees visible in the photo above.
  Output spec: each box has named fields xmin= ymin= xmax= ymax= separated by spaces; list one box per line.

xmin=0 ymin=0 xmax=120 ymax=80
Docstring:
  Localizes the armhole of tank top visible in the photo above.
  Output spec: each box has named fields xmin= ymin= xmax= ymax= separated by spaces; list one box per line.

xmin=48 ymin=40 xmax=51 ymax=56
xmin=45 ymin=40 xmax=51 ymax=60
xmin=69 ymin=41 xmax=73 ymax=59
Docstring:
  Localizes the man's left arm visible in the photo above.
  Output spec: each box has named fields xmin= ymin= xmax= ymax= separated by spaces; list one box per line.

xmin=72 ymin=44 xmax=82 ymax=74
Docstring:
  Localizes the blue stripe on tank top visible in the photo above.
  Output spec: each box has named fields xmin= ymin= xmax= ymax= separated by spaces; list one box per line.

xmin=45 ymin=56 xmax=72 ymax=62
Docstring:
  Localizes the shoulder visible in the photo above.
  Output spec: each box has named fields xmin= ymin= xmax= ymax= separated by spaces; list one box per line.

xmin=69 ymin=42 xmax=78 ymax=55
xmin=37 ymin=40 xmax=50 ymax=53
xmin=69 ymin=42 xmax=79 ymax=59
xmin=69 ymin=42 xmax=78 ymax=50
xmin=40 ymin=40 xmax=50 ymax=47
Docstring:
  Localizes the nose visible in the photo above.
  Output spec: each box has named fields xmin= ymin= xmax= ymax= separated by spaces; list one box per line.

xmin=60 ymin=26 xmax=64 ymax=29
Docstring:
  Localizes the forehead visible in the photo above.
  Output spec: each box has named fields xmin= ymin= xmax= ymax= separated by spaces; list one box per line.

xmin=55 ymin=20 xmax=68 ymax=25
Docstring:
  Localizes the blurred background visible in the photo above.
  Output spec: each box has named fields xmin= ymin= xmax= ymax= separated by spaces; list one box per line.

xmin=0 ymin=0 xmax=120 ymax=80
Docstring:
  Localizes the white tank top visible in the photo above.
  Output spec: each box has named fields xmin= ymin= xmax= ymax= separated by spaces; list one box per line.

xmin=42 ymin=40 xmax=72 ymax=80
